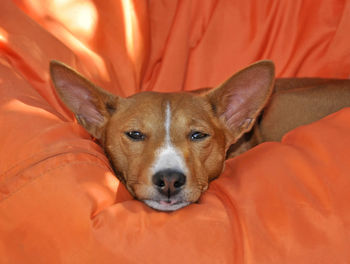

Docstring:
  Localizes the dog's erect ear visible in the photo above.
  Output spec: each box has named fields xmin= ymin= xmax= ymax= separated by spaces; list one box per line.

xmin=206 ymin=60 xmax=275 ymax=141
xmin=50 ymin=60 xmax=118 ymax=139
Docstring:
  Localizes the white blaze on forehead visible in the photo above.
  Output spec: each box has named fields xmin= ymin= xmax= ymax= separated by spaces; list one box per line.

xmin=151 ymin=103 xmax=188 ymax=175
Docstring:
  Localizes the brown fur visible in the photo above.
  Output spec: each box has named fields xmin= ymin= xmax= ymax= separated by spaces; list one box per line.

xmin=50 ymin=60 xmax=350 ymax=211
xmin=103 ymin=92 xmax=228 ymax=202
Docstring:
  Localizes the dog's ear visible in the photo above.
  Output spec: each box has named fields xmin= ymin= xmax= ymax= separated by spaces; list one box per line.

xmin=50 ymin=60 xmax=118 ymax=139
xmin=206 ymin=60 xmax=275 ymax=141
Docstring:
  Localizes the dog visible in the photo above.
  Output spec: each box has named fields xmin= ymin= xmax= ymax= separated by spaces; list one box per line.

xmin=50 ymin=60 xmax=350 ymax=211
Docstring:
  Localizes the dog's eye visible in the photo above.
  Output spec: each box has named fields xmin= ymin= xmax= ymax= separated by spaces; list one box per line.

xmin=189 ymin=131 xmax=209 ymax=141
xmin=125 ymin=131 xmax=145 ymax=141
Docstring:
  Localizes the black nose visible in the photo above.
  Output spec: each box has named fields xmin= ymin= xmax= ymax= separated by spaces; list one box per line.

xmin=152 ymin=169 xmax=186 ymax=197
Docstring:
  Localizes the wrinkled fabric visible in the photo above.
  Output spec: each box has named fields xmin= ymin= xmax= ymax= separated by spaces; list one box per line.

xmin=0 ymin=0 xmax=350 ymax=263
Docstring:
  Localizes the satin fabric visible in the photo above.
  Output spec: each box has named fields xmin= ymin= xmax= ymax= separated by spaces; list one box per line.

xmin=1 ymin=1 xmax=350 ymax=263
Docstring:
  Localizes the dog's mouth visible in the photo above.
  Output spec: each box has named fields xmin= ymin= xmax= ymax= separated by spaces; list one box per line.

xmin=143 ymin=199 xmax=191 ymax=212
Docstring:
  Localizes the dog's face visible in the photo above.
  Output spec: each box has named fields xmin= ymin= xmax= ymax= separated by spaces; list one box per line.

xmin=50 ymin=60 xmax=274 ymax=211
xmin=103 ymin=92 xmax=228 ymax=211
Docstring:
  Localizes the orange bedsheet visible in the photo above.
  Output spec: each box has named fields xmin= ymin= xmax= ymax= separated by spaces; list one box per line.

xmin=1 ymin=1 xmax=350 ymax=263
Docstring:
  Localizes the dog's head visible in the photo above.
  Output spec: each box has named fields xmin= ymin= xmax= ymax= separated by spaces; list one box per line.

xmin=50 ymin=60 xmax=274 ymax=211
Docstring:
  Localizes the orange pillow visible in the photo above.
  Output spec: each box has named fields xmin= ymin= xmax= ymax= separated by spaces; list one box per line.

xmin=2 ymin=58 xmax=350 ymax=262
xmin=1 ymin=1 xmax=350 ymax=263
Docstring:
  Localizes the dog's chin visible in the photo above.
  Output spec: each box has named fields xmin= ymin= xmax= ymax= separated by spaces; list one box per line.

xmin=143 ymin=199 xmax=191 ymax=212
